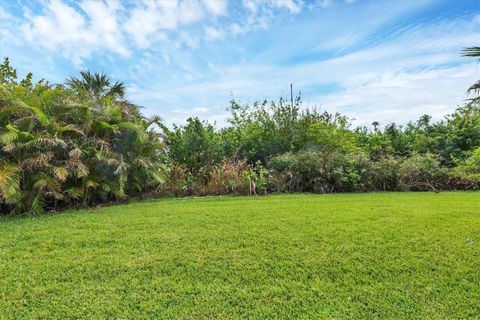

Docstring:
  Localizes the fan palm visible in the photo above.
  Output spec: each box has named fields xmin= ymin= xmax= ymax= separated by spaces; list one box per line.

xmin=66 ymin=71 xmax=125 ymax=104
xmin=462 ymin=47 xmax=480 ymax=99
xmin=1 ymin=61 xmax=166 ymax=214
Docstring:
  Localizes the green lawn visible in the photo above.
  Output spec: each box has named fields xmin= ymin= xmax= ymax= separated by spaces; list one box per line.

xmin=1 ymin=193 xmax=479 ymax=319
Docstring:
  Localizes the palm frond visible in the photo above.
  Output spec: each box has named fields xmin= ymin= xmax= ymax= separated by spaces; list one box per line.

xmin=0 ymin=128 xmax=18 ymax=144
xmin=2 ymin=142 xmax=15 ymax=152
xmin=66 ymin=71 xmax=124 ymax=102
xmin=85 ymin=180 xmax=99 ymax=189
xmin=69 ymin=147 xmax=83 ymax=159
xmin=21 ymin=152 xmax=54 ymax=170
xmin=0 ymin=124 xmax=34 ymax=144
xmin=0 ymin=163 xmax=22 ymax=205
xmin=13 ymin=99 xmax=49 ymax=126
xmin=66 ymin=160 xmax=89 ymax=178
xmin=53 ymin=166 xmax=69 ymax=182
xmin=65 ymin=187 xmax=82 ymax=200
xmin=33 ymin=173 xmax=61 ymax=194
xmin=467 ymin=80 xmax=480 ymax=95
xmin=462 ymin=46 xmax=480 ymax=58
xmin=118 ymin=121 xmax=147 ymax=143
xmin=29 ymin=194 xmax=45 ymax=214
xmin=55 ymin=124 xmax=85 ymax=136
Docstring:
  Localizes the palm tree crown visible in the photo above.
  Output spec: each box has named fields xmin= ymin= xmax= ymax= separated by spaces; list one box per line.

xmin=462 ymin=47 xmax=480 ymax=97
xmin=66 ymin=71 xmax=125 ymax=102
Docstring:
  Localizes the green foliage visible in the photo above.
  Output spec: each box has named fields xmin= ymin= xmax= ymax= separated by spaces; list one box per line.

xmin=1 ymin=52 xmax=480 ymax=214
xmin=0 ymin=57 xmax=17 ymax=84
xmin=66 ymin=70 xmax=125 ymax=103
xmin=165 ymin=95 xmax=479 ymax=195
xmin=438 ymin=104 xmax=480 ymax=163
xmin=269 ymin=150 xmax=383 ymax=192
xmin=165 ymin=117 xmax=225 ymax=173
xmin=161 ymin=160 xmax=268 ymax=197
xmin=224 ymin=97 xmax=352 ymax=163
xmin=462 ymin=46 xmax=480 ymax=104
xmin=464 ymin=147 xmax=480 ymax=172
xmin=0 ymin=59 xmax=166 ymax=214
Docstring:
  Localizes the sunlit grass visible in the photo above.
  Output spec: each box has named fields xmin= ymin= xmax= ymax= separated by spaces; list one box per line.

xmin=1 ymin=192 xmax=479 ymax=319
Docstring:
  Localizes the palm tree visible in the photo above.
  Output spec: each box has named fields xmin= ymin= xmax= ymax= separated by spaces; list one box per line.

xmin=1 ymin=62 xmax=166 ymax=214
xmin=462 ymin=47 xmax=480 ymax=100
xmin=66 ymin=71 xmax=125 ymax=104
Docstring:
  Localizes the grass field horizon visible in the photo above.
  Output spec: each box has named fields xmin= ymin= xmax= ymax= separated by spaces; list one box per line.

xmin=1 ymin=192 xmax=479 ymax=319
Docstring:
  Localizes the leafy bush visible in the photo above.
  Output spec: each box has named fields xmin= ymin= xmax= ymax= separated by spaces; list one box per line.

xmin=0 ymin=59 xmax=165 ymax=214
xmin=161 ymin=160 xmax=268 ymax=196
xmin=268 ymin=151 xmax=369 ymax=193
xmin=164 ymin=117 xmax=227 ymax=174
xmin=1 ymin=52 xmax=480 ymax=215
xmin=397 ymin=153 xmax=442 ymax=191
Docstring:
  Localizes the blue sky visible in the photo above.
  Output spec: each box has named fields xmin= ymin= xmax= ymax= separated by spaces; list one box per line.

xmin=1 ymin=0 xmax=479 ymax=127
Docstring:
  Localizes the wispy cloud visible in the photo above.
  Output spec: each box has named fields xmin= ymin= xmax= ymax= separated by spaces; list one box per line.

xmin=204 ymin=26 xmax=224 ymax=41
xmin=4 ymin=0 xmax=307 ymax=65
xmin=1 ymin=0 xmax=478 ymax=127
xmin=128 ymin=7 xmax=479 ymax=126
xmin=20 ymin=0 xmax=128 ymax=65
xmin=243 ymin=0 xmax=304 ymax=14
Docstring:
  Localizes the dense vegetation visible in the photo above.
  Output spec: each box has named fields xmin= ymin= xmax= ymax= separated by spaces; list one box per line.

xmin=0 ymin=59 xmax=165 ymax=214
xmin=1 ymin=47 xmax=479 ymax=214
xmin=1 ymin=193 xmax=479 ymax=318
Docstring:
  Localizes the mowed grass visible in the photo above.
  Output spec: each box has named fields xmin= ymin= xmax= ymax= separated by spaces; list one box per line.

xmin=1 ymin=193 xmax=479 ymax=319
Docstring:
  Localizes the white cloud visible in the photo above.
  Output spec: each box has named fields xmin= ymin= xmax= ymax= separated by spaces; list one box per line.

xmin=8 ymin=0 xmax=310 ymax=64
xmin=79 ymin=0 xmax=128 ymax=56
xmin=202 ymin=0 xmax=228 ymax=16
xmin=243 ymin=0 xmax=304 ymax=14
xmin=0 ymin=5 xmax=20 ymax=44
xmin=229 ymin=23 xmax=245 ymax=35
xmin=163 ymin=59 xmax=477 ymax=127
xmin=235 ymin=0 xmax=305 ymax=36
xmin=0 ymin=5 xmax=15 ymax=21
xmin=16 ymin=0 xmax=234 ymax=61
xmin=123 ymin=0 xmax=228 ymax=48
xmin=314 ymin=31 xmax=366 ymax=52
xmin=178 ymin=32 xmax=200 ymax=48
xmin=152 ymin=14 xmax=480 ymax=126
xmin=315 ymin=64 xmax=478 ymax=126
xmin=233 ymin=0 xmax=304 ymax=36
xmin=124 ymin=1 xmax=179 ymax=48
xmin=22 ymin=0 xmax=87 ymax=64
xmin=3 ymin=0 xmax=478 ymax=129
xmin=178 ymin=0 xmax=205 ymax=24
xmin=20 ymin=0 xmax=128 ymax=65
xmin=204 ymin=26 xmax=224 ymax=40
xmin=275 ymin=0 xmax=303 ymax=13
xmin=316 ymin=0 xmax=332 ymax=9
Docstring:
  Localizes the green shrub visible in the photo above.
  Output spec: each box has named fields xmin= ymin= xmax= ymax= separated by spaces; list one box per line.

xmin=0 ymin=61 xmax=165 ymax=214
xmin=397 ymin=153 xmax=441 ymax=191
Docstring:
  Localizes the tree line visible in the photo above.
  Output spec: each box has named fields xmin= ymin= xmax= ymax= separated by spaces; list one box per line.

xmin=1 ymin=47 xmax=479 ymax=214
